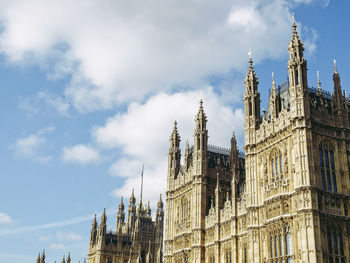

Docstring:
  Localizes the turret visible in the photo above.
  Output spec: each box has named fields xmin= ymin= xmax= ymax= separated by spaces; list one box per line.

xmin=98 ymin=208 xmax=107 ymax=237
xmin=244 ymin=53 xmax=261 ymax=147
xmin=89 ymin=214 xmax=97 ymax=248
xmin=287 ymin=14 xmax=310 ymax=118
xmin=127 ymin=189 xmax=136 ymax=231
xmin=244 ymin=52 xmax=260 ymax=129
xmin=116 ymin=196 xmax=125 ymax=231
xmin=183 ymin=140 xmax=191 ymax=172
xmin=193 ymin=100 xmax=208 ymax=176
xmin=168 ymin=120 xmax=181 ymax=177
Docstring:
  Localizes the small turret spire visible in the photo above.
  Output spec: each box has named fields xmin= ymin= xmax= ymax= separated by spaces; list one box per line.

xmin=317 ymin=71 xmax=322 ymax=91
xmin=67 ymin=252 xmax=71 ymax=263
xmin=334 ymin=58 xmax=338 ymax=73
xmin=36 ymin=252 xmax=41 ymax=263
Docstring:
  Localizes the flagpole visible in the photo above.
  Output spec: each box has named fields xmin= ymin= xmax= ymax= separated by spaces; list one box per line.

xmin=140 ymin=165 xmax=144 ymax=204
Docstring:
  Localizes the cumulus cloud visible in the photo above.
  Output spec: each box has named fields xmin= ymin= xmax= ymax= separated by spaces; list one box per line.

xmin=0 ymin=0 xmax=310 ymax=112
xmin=93 ymin=88 xmax=244 ymax=205
xmin=62 ymin=144 xmax=100 ymax=164
xmin=9 ymin=125 xmax=55 ymax=162
xmin=0 ymin=213 xmax=13 ymax=225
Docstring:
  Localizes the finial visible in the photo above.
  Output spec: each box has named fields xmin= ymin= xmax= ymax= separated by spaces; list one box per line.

xmin=232 ymin=128 xmax=235 ymax=137
xmin=174 ymin=120 xmax=177 ymax=128
xmin=292 ymin=12 xmax=297 ymax=32
xmin=334 ymin=58 xmax=337 ymax=73
xmin=248 ymin=50 xmax=253 ymax=68
xmin=199 ymin=99 xmax=203 ymax=109
xmin=272 ymin=72 xmax=276 ymax=88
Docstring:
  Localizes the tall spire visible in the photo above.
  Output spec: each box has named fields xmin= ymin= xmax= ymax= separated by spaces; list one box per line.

xmin=333 ymin=58 xmax=343 ymax=108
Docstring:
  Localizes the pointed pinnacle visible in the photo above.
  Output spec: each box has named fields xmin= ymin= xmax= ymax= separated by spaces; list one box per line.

xmin=334 ymin=58 xmax=338 ymax=73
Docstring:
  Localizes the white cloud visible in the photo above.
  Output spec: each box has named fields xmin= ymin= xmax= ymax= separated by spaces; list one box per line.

xmin=57 ymin=231 xmax=82 ymax=242
xmin=9 ymin=125 xmax=55 ymax=162
xmin=0 ymin=0 xmax=307 ymax=112
xmin=62 ymin=144 xmax=100 ymax=164
xmin=49 ymin=243 xmax=66 ymax=250
xmin=93 ymin=88 xmax=244 ymax=205
xmin=0 ymin=213 xmax=13 ymax=225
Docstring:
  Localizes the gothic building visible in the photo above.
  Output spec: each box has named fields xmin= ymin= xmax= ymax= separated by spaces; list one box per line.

xmin=164 ymin=19 xmax=350 ymax=263
xmin=88 ymin=190 xmax=164 ymax=263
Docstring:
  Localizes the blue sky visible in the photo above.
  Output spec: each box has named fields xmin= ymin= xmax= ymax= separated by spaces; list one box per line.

xmin=0 ymin=0 xmax=349 ymax=262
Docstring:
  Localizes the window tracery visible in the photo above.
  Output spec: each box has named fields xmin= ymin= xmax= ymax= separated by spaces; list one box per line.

xmin=326 ymin=224 xmax=345 ymax=263
xmin=270 ymin=149 xmax=283 ymax=181
xmin=269 ymin=225 xmax=293 ymax=263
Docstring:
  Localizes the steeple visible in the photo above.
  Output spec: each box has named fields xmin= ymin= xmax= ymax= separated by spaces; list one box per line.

xmin=244 ymin=52 xmax=260 ymax=131
xmin=168 ymin=120 xmax=181 ymax=177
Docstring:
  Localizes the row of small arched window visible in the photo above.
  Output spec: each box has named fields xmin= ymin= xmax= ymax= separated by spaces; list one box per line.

xmin=269 ymin=226 xmax=293 ymax=263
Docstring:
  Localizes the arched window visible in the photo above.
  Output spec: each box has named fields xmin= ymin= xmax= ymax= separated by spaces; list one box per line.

xmin=319 ymin=142 xmax=337 ymax=193
xmin=270 ymin=226 xmax=293 ymax=263
xmin=271 ymin=149 xmax=283 ymax=180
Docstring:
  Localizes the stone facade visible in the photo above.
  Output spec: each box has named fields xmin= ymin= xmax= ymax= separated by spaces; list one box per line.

xmin=88 ymin=190 xmax=164 ymax=263
xmin=164 ymin=21 xmax=350 ymax=263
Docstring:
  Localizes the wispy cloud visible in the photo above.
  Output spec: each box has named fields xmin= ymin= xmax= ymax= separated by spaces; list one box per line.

xmin=9 ymin=125 xmax=55 ymax=162
xmin=0 ymin=213 xmax=13 ymax=225
xmin=0 ymin=208 xmax=115 ymax=236
xmin=19 ymin=90 xmax=70 ymax=117
xmin=0 ymin=213 xmax=93 ymax=236
xmin=49 ymin=243 xmax=66 ymax=250
xmin=57 ymin=231 xmax=82 ymax=241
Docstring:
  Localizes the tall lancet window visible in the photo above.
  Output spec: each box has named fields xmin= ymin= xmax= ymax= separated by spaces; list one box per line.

xmin=319 ymin=141 xmax=337 ymax=193
xmin=271 ymin=149 xmax=283 ymax=181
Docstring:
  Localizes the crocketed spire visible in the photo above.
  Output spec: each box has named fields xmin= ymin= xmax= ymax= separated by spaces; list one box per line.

xmin=195 ymin=99 xmax=207 ymax=132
